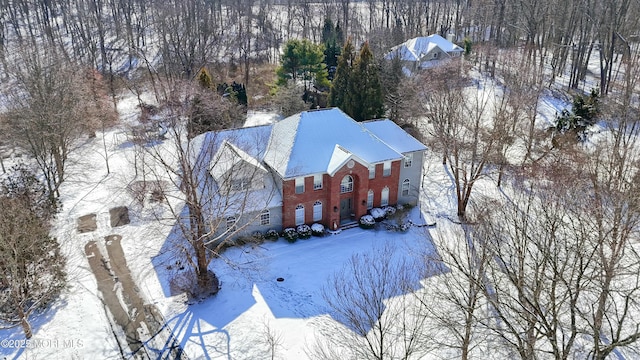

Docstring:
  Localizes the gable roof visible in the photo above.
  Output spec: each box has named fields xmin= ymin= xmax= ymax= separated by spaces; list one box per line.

xmin=210 ymin=140 xmax=267 ymax=183
xmin=386 ymin=34 xmax=463 ymax=62
xmin=263 ymin=108 xmax=405 ymax=179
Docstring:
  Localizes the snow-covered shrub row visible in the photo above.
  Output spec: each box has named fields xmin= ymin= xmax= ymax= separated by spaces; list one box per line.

xmin=311 ymin=223 xmax=325 ymax=236
xmin=283 ymin=228 xmax=298 ymax=242
xmin=297 ymin=224 xmax=312 ymax=239
xmin=359 ymin=215 xmax=375 ymax=229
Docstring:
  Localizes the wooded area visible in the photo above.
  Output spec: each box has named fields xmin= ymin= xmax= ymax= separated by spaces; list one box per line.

xmin=0 ymin=0 xmax=637 ymax=95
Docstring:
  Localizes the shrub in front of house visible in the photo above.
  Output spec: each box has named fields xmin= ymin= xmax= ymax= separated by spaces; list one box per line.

xmin=359 ymin=215 xmax=376 ymax=229
xmin=265 ymin=229 xmax=279 ymax=241
xmin=383 ymin=205 xmax=397 ymax=217
xmin=370 ymin=208 xmax=386 ymax=222
xmin=252 ymin=231 xmax=265 ymax=242
xmin=311 ymin=223 xmax=325 ymax=236
xmin=297 ymin=224 xmax=312 ymax=239
xmin=283 ymin=228 xmax=298 ymax=242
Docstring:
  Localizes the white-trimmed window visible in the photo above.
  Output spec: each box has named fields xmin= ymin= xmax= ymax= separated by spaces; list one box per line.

xmin=367 ymin=189 xmax=374 ymax=209
xmin=314 ymin=174 xmax=323 ymax=190
xmin=404 ymin=153 xmax=413 ymax=167
xmin=402 ymin=179 xmax=410 ymax=196
xmin=368 ymin=165 xmax=376 ymax=179
xmin=340 ymin=175 xmax=354 ymax=193
xmin=231 ymin=178 xmax=250 ymax=191
xmin=313 ymin=201 xmax=322 ymax=221
xmin=226 ymin=216 xmax=236 ymax=231
xmin=260 ymin=209 xmax=270 ymax=225
xmin=383 ymin=161 xmax=391 ymax=177
xmin=295 ymin=204 xmax=305 ymax=225
xmin=381 ymin=187 xmax=389 ymax=206
xmin=295 ymin=177 xmax=305 ymax=194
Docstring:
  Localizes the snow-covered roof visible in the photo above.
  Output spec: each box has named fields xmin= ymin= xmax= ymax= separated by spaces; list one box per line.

xmin=264 ymin=108 xmax=405 ymax=178
xmin=209 ymin=140 xmax=267 ymax=183
xmin=363 ymin=120 xmax=428 ymax=154
xmin=386 ymin=34 xmax=463 ymax=62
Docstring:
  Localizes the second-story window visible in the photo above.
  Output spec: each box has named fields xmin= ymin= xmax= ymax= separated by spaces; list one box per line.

xmin=383 ymin=161 xmax=391 ymax=177
xmin=314 ymin=174 xmax=323 ymax=190
xmin=340 ymin=175 xmax=353 ymax=193
xmin=295 ymin=177 xmax=305 ymax=194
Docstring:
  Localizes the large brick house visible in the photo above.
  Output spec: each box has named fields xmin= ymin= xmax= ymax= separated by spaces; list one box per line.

xmin=207 ymin=108 xmax=427 ymax=235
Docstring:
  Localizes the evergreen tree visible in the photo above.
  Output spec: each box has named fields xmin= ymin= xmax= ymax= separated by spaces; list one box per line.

xmin=329 ymin=38 xmax=356 ymax=115
xmin=197 ymin=67 xmax=213 ymax=89
xmin=350 ymin=42 xmax=385 ymax=121
xmin=321 ymin=18 xmax=344 ymax=80
xmin=277 ymin=39 xmax=329 ymax=91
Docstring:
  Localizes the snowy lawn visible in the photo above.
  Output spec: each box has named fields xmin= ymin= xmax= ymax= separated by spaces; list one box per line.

xmin=162 ymin=219 xmax=440 ymax=359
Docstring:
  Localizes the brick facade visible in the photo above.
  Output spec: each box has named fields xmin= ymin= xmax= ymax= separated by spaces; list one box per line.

xmin=281 ymin=159 xmax=401 ymax=230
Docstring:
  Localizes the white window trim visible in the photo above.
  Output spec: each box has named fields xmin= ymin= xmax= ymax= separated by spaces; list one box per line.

xmin=383 ymin=161 xmax=391 ymax=177
xmin=313 ymin=201 xmax=322 ymax=222
xmin=295 ymin=177 xmax=305 ymax=194
xmin=313 ymin=174 xmax=323 ymax=190
xmin=404 ymin=153 xmax=413 ymax=168
xmin=368 ymin=165 xmax=375 ymax=179
xmin=402 ymin=179 xmax=410 ymax=196
xmin=367 ymin=189 xmax=374 ymax=209
xmin=381 ymin=187 xmax=389 ymax=206
xmin=340 ymin=175 xmax=354 ymax=193
xmin=295 ymin=204 xmax=305 ymax=225
xmin=260 ymin=209 xmax=270 ymax=225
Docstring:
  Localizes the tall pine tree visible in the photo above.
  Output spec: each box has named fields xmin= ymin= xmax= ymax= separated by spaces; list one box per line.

xmin=350 ymin=42 xmax=385 ymax=121
xmin=329 ymin=38 xmax=356 ymax=116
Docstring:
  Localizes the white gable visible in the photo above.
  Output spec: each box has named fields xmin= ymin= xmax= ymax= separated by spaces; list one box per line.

xmin=210 ymin=140 xmax=267 ymax=183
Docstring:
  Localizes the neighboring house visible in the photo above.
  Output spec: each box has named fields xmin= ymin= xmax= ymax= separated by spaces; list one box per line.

xmin=386 ymin=34 xmax=464 ymax=74
xmin=205 ymin=107 xmax=427 ymax=237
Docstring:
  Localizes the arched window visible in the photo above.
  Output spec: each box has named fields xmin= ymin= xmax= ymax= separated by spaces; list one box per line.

xmin=340 ymin=175 xmax=353 ymax=193
xmin=313 ymin=201 xmax=322 ymax=222
xmin=295 ymin=204 xmax=305 ymax=225
xmin=367 ymin=190 xmax=374 ymax=209
xmin=381 ymin=187 xmax=389 ymax=206
xmin=402 ymin=179 xmax=410 ymax=196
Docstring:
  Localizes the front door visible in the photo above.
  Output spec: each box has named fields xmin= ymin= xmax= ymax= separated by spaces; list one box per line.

xmin=340 ymin=198 xmax=352 ymax=220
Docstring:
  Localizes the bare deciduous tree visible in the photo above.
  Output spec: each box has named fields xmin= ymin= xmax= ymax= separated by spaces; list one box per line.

xmin=311 ymin=244 xmax=432 ymax=360
xmin=0 ymin=165 xmax=65 ymax=339
xmin=139 ymin=80 xmax=275 ymax=296
xmin=3 ymin=49 xmax=105 ymax=201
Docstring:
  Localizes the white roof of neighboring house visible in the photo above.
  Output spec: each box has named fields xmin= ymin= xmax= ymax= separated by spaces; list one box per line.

xmin=263 ymin=108 xmax=407 ymax=179
xmin=386 ymin=34 xmax=463 ymax=62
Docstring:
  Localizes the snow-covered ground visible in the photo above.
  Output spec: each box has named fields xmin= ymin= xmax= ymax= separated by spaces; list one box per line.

xmin=0 ymin=63 xmax=576 ymax=359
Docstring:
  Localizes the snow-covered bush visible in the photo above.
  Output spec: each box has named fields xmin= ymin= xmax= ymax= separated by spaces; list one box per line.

xmin=283 ymin=228 xmax=298 ymax=242
xmin=359 ymin=215 xmax=376 ymax=229
xmin=398 ymin=221 xmax=411 ymax=232
xmin=311 ymin=223 xmax=325 ymax=236
xmin=370 ymin=208 xmax=386 ymax=221
xmin=252 ymin=231 xmax=265 ymax=242
xmin=265 ymin=229 xmax=279 ymax=241
xmin=297 ymin=224 xmax=312 ymax=239
xmin=383 ymin=205 xmax=397 ymax=216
